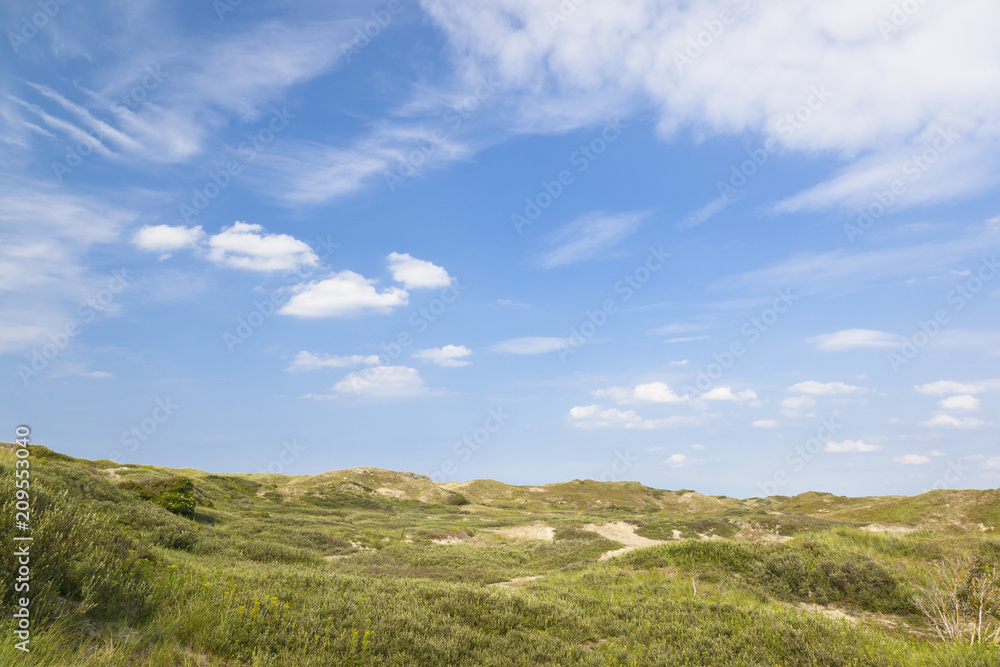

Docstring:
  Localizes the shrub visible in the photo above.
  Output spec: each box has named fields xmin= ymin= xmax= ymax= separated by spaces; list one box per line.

xmin=444 ymin=492 xmax=470 ymax=506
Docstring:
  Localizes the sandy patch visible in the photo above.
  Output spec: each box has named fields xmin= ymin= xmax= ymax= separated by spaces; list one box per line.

xmin=861 ymin=523 xmax=918 ymax=535
xmin=796 ymin=603 xmax=858 ymax=624
xmin=431 ymin=535 xmax=469 ymax=545
xmin=583 ymin=521 xmax=666 ymax=560
xmin=376 ymin=487 xmax=405 ymax=498
xmin=671 ymin=529 xmax=683 ymax=540
xmin=488 ymin=575 xmax=542 ymax=589
xmin=103 ymin=467 xmax=129 ymax=479
xmin=492 ymin=523 xmax=555 ymax=542
xmin=598 ymin=547 xmax=634 ymax=561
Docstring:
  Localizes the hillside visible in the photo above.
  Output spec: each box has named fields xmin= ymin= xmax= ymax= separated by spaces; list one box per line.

xmin=2 ymin=442 xmax=999 ymax=666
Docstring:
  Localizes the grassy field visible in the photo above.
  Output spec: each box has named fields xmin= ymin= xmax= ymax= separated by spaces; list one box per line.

xmin=2 ymin=443 xmax=999 ymax=666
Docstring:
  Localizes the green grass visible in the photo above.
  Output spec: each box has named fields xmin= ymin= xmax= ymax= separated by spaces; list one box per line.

xmin=2 ymin=444 xmax=999 ymax=665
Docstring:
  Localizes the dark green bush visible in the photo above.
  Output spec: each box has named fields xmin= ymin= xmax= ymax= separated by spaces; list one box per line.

xmin=444 ymin=492 xmax=470 ymax=506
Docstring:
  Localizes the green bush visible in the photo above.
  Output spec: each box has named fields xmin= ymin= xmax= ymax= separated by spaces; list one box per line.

xmin=443 ymin=492 xmax=470 ymax=506
xmin=155 ymin=491 xmax=196 ymax=518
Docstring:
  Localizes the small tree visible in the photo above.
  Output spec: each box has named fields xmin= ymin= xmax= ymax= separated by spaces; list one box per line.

xmin=913 ymin=556 xmax=1000 ymax=645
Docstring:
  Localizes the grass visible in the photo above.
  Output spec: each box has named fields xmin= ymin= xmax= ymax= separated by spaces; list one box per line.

xmin=1 ymin=443 xmax=999 ymax=665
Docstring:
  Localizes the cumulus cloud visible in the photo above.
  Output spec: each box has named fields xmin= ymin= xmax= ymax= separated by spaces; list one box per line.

xmin=279 ymin=270 xmax=408 ymax=318
xmin=132 ymin=224 xmax=205 ymax=256
xmin=662 ymin=453 xmax=706 ymax=468
xmin=780 ymin=396 xmax=816 ymax=418
xmin=701 ymin=387 xmax=758 ymax=403
xmin=286 ymin=351 xmax=381 ymax=372
xmin=809 ymin=329 xmax=901 ymax=351
xmin=894 ymin=454 xmax=932 ymax=465
xmin=491 ymin=337 xmax=579 ymax=354
xmin=788 ymin=381 xmax=869 ymax=396
xmin=329 ymin=365 xmax=429 ymax=398
xmin=753 ymin=419 xmax=780 ymax=429
xmin=825 ymin=440 xmax=879 ymax=453
xmin=413 ymin=345 xmax=472 ymax=367
xmin=534 ymin=210 xmax=648 ymax=268
xmin=985 ymin=457 xmax=1000 ymax=469
xmin=567 ymin=405 xmax=705 ymax=429
xmin=207 ymin=222 xmax=319 ymax=271
xmin=594 ymin=381 xmax=688 ymax=405
xmin=386 ymin=252 xmax=453 ymax=288
xmin=939 ymin=394 xmax=981 ymax=411
xmin=919 ymin=414 xmax=986 ymax=429
xmin=914 ymin=379 xmax=1000 ymax=395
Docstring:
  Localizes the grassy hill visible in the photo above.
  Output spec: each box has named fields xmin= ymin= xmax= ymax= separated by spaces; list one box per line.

xmin=2 ymin=442 xmax=999 ymax=665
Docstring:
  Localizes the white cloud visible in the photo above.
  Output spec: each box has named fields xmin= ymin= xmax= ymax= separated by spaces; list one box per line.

xmin=753 ymin=419 xmax=780 ymax=429
xmin=498 ymin=298 xmax=531 ymax=308
xmin=938 ymin=394 xmax=981 ymax=411
xmin=825 ymin=440 xmax=879 ymax=453
xmin=330 ymin=366 xmax=429 ymax=398
xmin=132 ymin=224 xmax=205 ymax=256
xmin=207 ymin=222 xmax=318 ymax=272
xmin=492 ymin=337 xmax=579 ymax=354
xmin=567 ymin=405 xmax=705 ymax=430
xmin=664 ymin=336 xmax=708 ymax=343
xmin=929 ymin=450 xmax=946 ymax=457
xmin=915 ymin=379 xmax=1000 ymax=395
xmin=780 ymin=396 xmax=816 ymax=418
xmin=386 ymin=252 xmax=453 ymax=289
xmin=279 ymin=270 xmax=408 ymax=318
xmin=723 ymin=223 xmax=1000 ymax=297
xmin=649 ymin=324 xmax=707 ymax=336
xmin=413 ymin=345 xmax=472 ymax=367
xmin=701 ymin=387 xmax=757 ymax=403
xmin=662 ymin=453 xmax=706 ymax=468
xmin=919 ymin=414 xmax=986 ymax=429
xmin=423 ymin=0 xmax=1000 ymax=211
xmin=9 ymin=20 xmax=357 ymax=166
xmin=985 ymin=457 xmax=1000 ymax=470
xmin=51 ymin=363 xmax=116 ymax=380
xmin=788 ymin=381 xmax=868 ymax=396
xmin=894 ymin=454 xmax=932 ymax=465
xmin=534 ymin=210 xmax=648 ymax=268
xmin=593 ymin=381 xmax=688 ymax=405
xmin=691 ymin=444 xmax=706 ymax=450
xmin=669 ymin=359 xmax=690 ymax=366
xmin=809 ymin=329 xmax=901 ymax=351
xmin=286 ymin=351 xmax=381 ymax=372
xmin=253 ymin=124 xmax=473 ymax=204
xmin=0 ymin=186 xmax=137 ymax=353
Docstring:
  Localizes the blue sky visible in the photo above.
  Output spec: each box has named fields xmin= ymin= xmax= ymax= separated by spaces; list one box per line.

xmin=2 ymin=0 xmax=998 ymax=497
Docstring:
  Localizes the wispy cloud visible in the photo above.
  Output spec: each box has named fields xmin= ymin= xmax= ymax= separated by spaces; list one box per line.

xmin=413 ymin=345 xmax=472 ymax=367
xmin=533 ymin=210 xmax=648 ymax=268
xmin=491 ymin=337 xmax=579 ymax=355
xmin=810 ymin=329 xmax=901 ymax=351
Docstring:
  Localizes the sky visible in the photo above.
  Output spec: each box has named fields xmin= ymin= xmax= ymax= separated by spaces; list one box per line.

xmin=2 ymin=0 xmax=998 ymax=498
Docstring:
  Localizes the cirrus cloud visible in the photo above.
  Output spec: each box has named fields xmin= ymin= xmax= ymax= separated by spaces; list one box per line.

xmin=809 ymin=328 xmax=901 ymax=351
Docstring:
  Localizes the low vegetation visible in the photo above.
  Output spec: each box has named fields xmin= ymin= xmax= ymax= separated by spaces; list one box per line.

xmin=1 ymin=442 xmax=998 ymax=665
